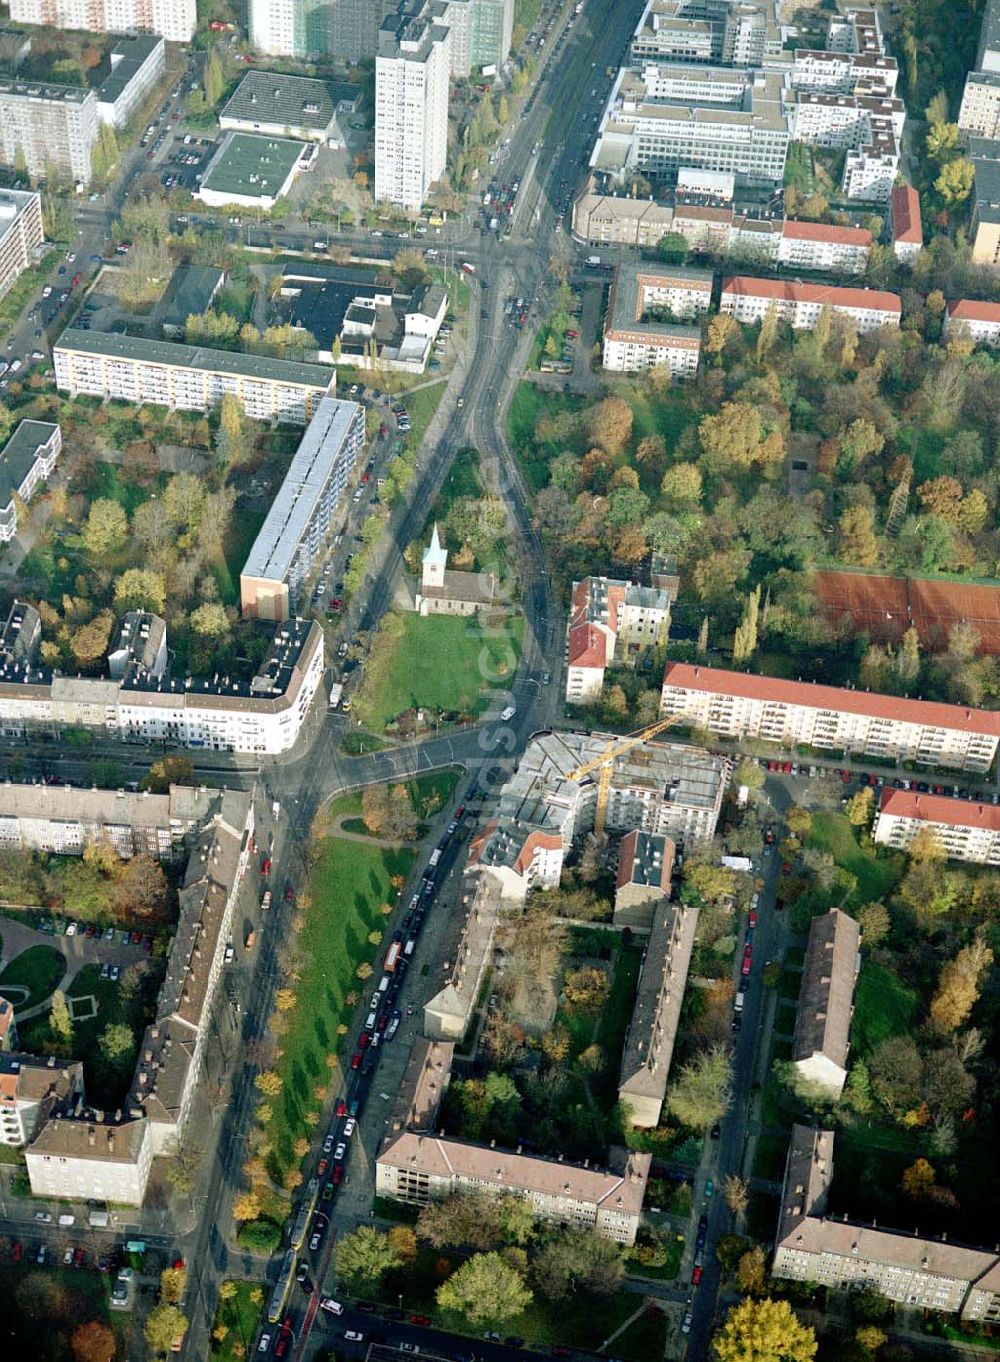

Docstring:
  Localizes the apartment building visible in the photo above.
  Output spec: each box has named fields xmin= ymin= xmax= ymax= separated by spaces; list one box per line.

xmin=9 ymin=0 xmax=195 ymax=41
xmin=890 ymin=183 xmax=922 ymax=261
xmin=249 ymin=0 xmax=333 ymax=56
xmin=374 ymin=0 xmax=451 ymax=212
xmin=0 ymin=782 xmax=226 ymax=861
xmin=788 ymin=90 xmax=905 ymax=148
xmin=719 ymin=275 xmax=901 ymax=333
xmin=841 ymin=117 xmax=899 ymax=202
xmin=0 ymin=189 xmax=44 ymax=305
xmin=0 ymin=80 xmax=99 ymax=185
xmin=26 ymin=1112 xmax=153 ymax=1206
xmin=791 ymin=909 xmax=860 ymax=1098
xmin=129 ymin=789 xmax=254 ymax=1155
xmin=960 ymin=71 xmax=1000 ymax=138
xmin=96 ymin=35 xmax=165 ymax=130
xmin=591 ymin=66 xmax=790 ymax=188
xmin=943 ymin=298 xmax=1000 ymax=346
xmin=614 ymin=829 xmax=675 ymax=928
xmin=387 ymin=1037 xmax=454 ymax=1135
xmin=469 ymin=731 xmax=728 ymax=901
xmin=565 ymin=574 xmax=674 ymax=704
xmin=376 ymin=1134 xmax=650 ymax=1244
xmin=790 ymin=47 xmax=897 ymax=97
xmin=572 ymin=182 xmax=678 ymax=248
xmin=54 ymin=330 xmax=333 ymax=424
xmin=874 ymin=789 xmax=1000 ymax=865
xmin=240 ymin=396 xmax=365 ymax=621
xmin=659 ymin=662 xmax=1000 ymax=773
xmin=423 ymin=871 xmax=503 ymax=1041
xmin=602 ymin=260 xmax=708 ymax=375
xmin=0 ymin=999 xmax=16 ymax=1054
xmin=971 ymin=138 xmax=1000 ymax=265
xmin=774 ymin=1125 xmax=1000 ymax=1321
xmin=0 ymin=420 xmax=61 ymax=543
xmin=0 ymin=607 xmax=324 ymax=756
xmin=630 ymin=0 xmax=781 ymax=67
xmin=776 ymin=220 xmax=871 ymax=273
xmin=0 ymin=1055 xmax=83 ymax=1147
xmin=442 ymin=0 xmax=513 ymax=76
xmin=618 ymin=900 xmax=698 ymax=1127
xmin=220 ymin=71 xmax=360 ymax=146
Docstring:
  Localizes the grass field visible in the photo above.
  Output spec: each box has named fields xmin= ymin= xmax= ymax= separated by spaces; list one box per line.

xmin=852 ymin=961 xmax=917 ymax=1055
xmin=807 ymin=811 xmax=904 ymax=906
xmin=399 ymin=379 xmax=446 ymax=452
xmin=265 ymin=793 xmax=418 ymax=1179
xmin=210 ymin=1280 xmax=264 ymax=1361
xmin=82 ymin=462 xmax=166 ymax=516
xmin=507 ymin=382 xmax=585 ymax=490
xmin=359 ymin=612 xmax=524 ymax=730
xmin=0 ymin=945 xmax=64 ymax=1010
xmin=217 ymin=508 xmax=266 ymax=605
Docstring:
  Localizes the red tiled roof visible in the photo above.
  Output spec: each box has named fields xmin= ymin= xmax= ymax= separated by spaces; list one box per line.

xmin=878 ymin=787 xmax=1000 ymax=832
xmin=890 ymin=184 xmax=922 ymax=244
xmin=721 ymin=275 xmax=901 ymax=314
xmin=568 ymin=622 xmax=610 ymax=670
xmin=781 ymin=219 xmax=872 ymax=247
xmin=661 ymin=661 xmax=1000 ymax=736
xmin=947 ymin=298 xmax=1000 ymax=324
xmin=515 ymin=830 xmax=563 ymax=876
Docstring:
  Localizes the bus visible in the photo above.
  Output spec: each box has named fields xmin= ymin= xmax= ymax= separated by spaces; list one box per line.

xmin=289 ymin=1177 xmax=320 ymax=1252
xmin=267 ymin=1249 xmax=297 ymax=1324
xmin=384 ymin=940 xmax=402 ymax=974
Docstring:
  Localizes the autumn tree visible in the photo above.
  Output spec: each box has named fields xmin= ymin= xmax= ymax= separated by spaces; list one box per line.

xmin=50 ymin=989 xmax=72 ymax=1043
xmin=845 ymin=787 xmax=874 ymax=828
xmin=901 ymin=1157 xmax=936 ymax=1199
xmin=113 ymin=854 xmax=169 ymax=920
xmin=930 ymin=936 xmax=993 ymax=1032
xmin=785 ymin=806 xmax=812 ymax=838
xmin=254 ymin=1070 xmax=283 ymax=1097
xmin=736 ymin=1245 xmax=767 ymax=1295
xmin=723 ymin=1174 xmax=749 ymax=1214
xmin=935 ymin=157 xmax=974 ymax=204
xmin=586 ymin=396 xmax=633 ymax=455
xmin=837 ymin=505 xmax=879 ymax=567
xmin=533 ymin=1230 xmax=626 ymax=1299
xmin=361 ymin=783 xmax=391 ymax=834
xmin=114 ymin=568 xmax=166 ymax=615
xmin=437 ymin=1252 xmax=532 ymax=1324
xmin=70 ymin=611 xmax=115 ymax=670
xmin=145 ymin=1303 xmax=187 ymax=1357
xmin=713 ymin=1298 xmax=816 ymax=1362
xmin=388 ymin=1225 xmax=418 ymax=1264
xmin=666 ymin=1045 xmax=732 ymax=1131
xmin=699 ymin=402 xmax=783 ymax=468
xmin=142 ymin=755 xmax=193 ymax=793
xmin=231 ymin=1190 xmax=262 ymax=1222
xmin=159 ymin=1265 xmax=186 ymax=1304
xmin=71 ymin=1321 xmax=116 ymax=1362
xmin=335 ymin=1226 xmax=402 ymax=1293
xmin=660 ymin=462 xmax=703 ymax=506
xmin=855 ymin=901 xmax=890 ymax=946
xmin=82 ymin=499 xmax=128 ymax=557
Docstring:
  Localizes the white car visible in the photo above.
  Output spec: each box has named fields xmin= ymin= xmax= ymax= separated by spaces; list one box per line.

xmin=343 ymin=1118 xmax=356 ymax=1138
xmin=319 ymin=1297 xmax=344 ymax=1316
xmin=334 ymin=1142 xmax=346 ymax=1160
xmin=499 ymin=705 xmax=516 ymax=721
xmin=257 ymin=1333 xmax=272 ymax=1353
xmin=345 ymin=1332 xmax=365 ymax=1343
xmin=42 ymin=285 xmax=52 ymax=298
xmin=65 ymin=922 xmax=77 ymax=936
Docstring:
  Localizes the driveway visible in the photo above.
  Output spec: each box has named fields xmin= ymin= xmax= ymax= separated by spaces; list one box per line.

xmin=0 ymin=914 xmax=150 ymax=1017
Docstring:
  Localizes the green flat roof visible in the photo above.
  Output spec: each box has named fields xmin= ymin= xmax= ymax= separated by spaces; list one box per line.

xmin=56 ymin=329 xmax=334 ymax=388
xmin=201 ymin=132 xmax=306 ymax=201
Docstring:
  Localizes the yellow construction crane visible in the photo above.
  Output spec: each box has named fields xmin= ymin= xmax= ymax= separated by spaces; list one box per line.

xmin=564 ymin=713 xmax=683 ymax=838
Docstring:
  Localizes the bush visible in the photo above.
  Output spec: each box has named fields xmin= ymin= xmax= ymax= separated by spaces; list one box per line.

xmin=236 ymin=1217 xmax=282 ymax=1254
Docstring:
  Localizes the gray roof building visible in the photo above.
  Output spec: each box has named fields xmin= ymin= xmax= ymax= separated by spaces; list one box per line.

xmin=107 ymin=612 xmax=167 ymax=681
xmin=220 ymin=69 xmax=359 ymax=143
xmin=791 ymin=909 xmax=861 ymax=1097
xmin=158 ymin=265 xmax=225 ymax=339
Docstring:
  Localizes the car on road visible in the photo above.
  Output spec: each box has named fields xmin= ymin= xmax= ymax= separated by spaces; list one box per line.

xmin=336 ymin=1099 xmax=347 ymax=1116
xmin=705 ymin=1178 xmax=714 ymax=1198
xmin=63 ymin=1247 xmax=74 ymax=1266
xmin=741 ymin=944 xmax=752 ymax=976
xmin=345 ymin=1331 xmax=365 ymax=1342
xmin=332 ymin=1163 xmax=344 ymax=1185
xmin=321 ymin=1180 xmax=334 ymax=1201
xmin=682 ymin=1307 xmax=693 ymax=1334
xmin=343 ymin=1117 xmax=356 ymax=1137
xmin=323 ymin=1133 xmax=335 ymax=1154
xmin=351 ymin=1051 xmax=362 ymax=1069
xmin=10 ymin=1242 xmax=21 ymax=1262
xmin=319 ymin=1297 xmax=344 ymax=1315
xmin=334 ymin=1142 xmax=346 ymax=1160
xmin=34 ymin=1211 xmax=52 ymax=1223
xmin=410 ymin=1314 xmax=431 ymax=1326
xmin=691 ymin=1264 xmax=703 ymax=1286
xmin=257 ymin=1333 xmax=272 ymax=1353
xmin=317 ymin=1158 xmax=328 ymax=1176
xmin=748 ymin=909 xmax=758 ymax=929
xmin=274 ymin=1319 xmax=293 ymax=1358
xmin=500 ymin=704 xmax=516 ymax=721
xmin=309 ymin=1227 xmax=323 ymax=1252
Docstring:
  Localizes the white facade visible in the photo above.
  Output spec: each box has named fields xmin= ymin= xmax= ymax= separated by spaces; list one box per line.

xmin=54 ymin=330 xmax=333 ymax=424
xmin=874 ymin=789 xmax=1000 ymax=865
xmin=9 ymin=0 xmax=194 ymax=41
xmin=943 ymin=299 xmax=1000 ymax=346
xmin=776 ymin=222 xmax=871 ymax=273
xmin=0 ymin=81 xmax=99 ymax=184
xmin=960 ymin=72 xmax=1000 ymax=138
xmin=96 ymin=36 xmax=166 ymax=130
xmin=603 ymin=327 xmax=701 ymax=374
xmin=27 ymin=1116 xmax=153 ymax=1206
xmin=0 ymin=421 xmax=61 ymax=543
xmin=0 ymin=190 xmax=43 ymax=304
xmin=659 ymin=662 xmax=1000 ymax=774
xmin=375 ymin=5 xmax=451 ymax=212
xmin=719 ymin=276 xmax=900 ymax=333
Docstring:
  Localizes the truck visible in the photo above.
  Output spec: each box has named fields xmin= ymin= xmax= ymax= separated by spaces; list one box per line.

xmin=585 ymin=255 xmax=602 ymax=268
xmin=329 ymin=682 xmax=344 ymax=710
xmin=245 ymin=929 xmax=257 ymax=950
xmin=383 ymin=940 xmax=402 ymax=973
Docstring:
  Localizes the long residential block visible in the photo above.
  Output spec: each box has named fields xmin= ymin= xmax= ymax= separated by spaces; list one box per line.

xmin=54 ymin=330 xmax=333 ymax=424
xmin=0 ymin=80 xmax=99 ymax=185
xmin=659 ymin=662 xmax=1000 ymax=773
xmin=240 ymin=395 xmax=365 ymax=621
xmin=774 ymin=1124 xmax=1000 ymax=1321
xmin=720 ymin=275 xmax=900 ymax=332
xmin=874 ymin=788 xmax=1000 ymax=864
xmin=0 ymin=420 xmax=61 ymax=543
xmin=96 ymin=35 xmax=165 ymax=130
xmin=0 ymin=189 xmax=44 ymax=304
xmin=618 ymin=899 xmax=698 ymax=1127
xmin=602 ymin=262 xmax=707 ymax=375
xmin=9 ymin=0 xmax=194 ymax=41
xmin=943 ymin=298 xmax=1000 ymax=346
xmin=791 ymin=908 xmax=860 ymax=1098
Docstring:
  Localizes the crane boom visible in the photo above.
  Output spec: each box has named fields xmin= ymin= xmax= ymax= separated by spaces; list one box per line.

xmin=563 ymin=713 xmax=684 ymax=837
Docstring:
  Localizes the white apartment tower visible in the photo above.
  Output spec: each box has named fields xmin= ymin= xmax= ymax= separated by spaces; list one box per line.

xmin=375 ymin=0 xmax=451 ymax=212
xmin=9 ymin=0 xmax=195 ymax=42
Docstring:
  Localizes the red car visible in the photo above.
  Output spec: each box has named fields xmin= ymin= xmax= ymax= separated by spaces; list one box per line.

xmin=379 ymin=422 xmax=388 ymax=436
xmin=358 ymin=1034 xmax=369 ymax=1050
xmin=749 ymin=909 xmax=757 ymax=929
xmin=767 ymin=759 xmax=777 ymax=771
xmin=741 ymin=945 xmax=752 ymax=977
xmin=781 ymin=761 xmax=792 ymax=774
xmin=284 ymin=883 xmax=294 ymax=903
xmin=361 ymin=471 xmax=370 ymax=483
xmin=275 ymin=1318 xmax=293 ymax=1358
xmin=566 ymin=329 xmax=579 ymax=339
xmin=328 ymin=598 xmax=342 ymax=610
xmin=317 ymin=1158 xmax=329 ymax=1176
xmin=691 ymin=1265 xmax=703 ymax=1286
xmin=74 ymin=1246 xmax=85 ymax=1268
xmin=131 ymin=931 xmax=142 ymax=945
xmin=261 ymin=856 xmax=272 ymax=875
xmin=455 ymin=805 xmax=465 ymax=818
xmin=336 ymin=1099 xmax=347 ymax=1116
xmin=10 ymin=1242 xmax=21 ymax=1263
xmin=351 ymin=1051 xmax=362 ymax=1070
xmin=409 ymin=1314 xmax=431 ymax=1326
xmin=332 ymin=1164 xmax=344 ymax=1185
xmin=551 ymin=1348 xmax=573 ymax=1359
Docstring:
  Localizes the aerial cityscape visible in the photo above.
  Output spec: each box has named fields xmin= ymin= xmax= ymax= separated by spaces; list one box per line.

xmin=0 ymin=0 xmax=998 ymax=1359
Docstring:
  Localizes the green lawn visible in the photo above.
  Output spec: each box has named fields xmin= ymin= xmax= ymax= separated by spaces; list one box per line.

xmin=0 ymin=945 xmax=65 ymax=1010
xmin=783 ymin=140 xmax=815 ymax=193
xmin=507 ymin=381 xmax=585 ymax=490
xmin=612 ymin=1303 xmax=670 ymax=1359
xmin=210 ymin=1280 xmax=265 ymax=1361
xmin=0 ymin=1261 xmax=125 ymax=1361
xmin=852 ymin=961 xmax=917 ymax=1056
xmin=265 ymin=797 xmax=417 ymax=1179
xmin=399 ymin=379 xmax=446 ymax=452
xmin=358 ymin=612 xmax=524 ymax=730
xmin=80 ymin=461 xmax=165 ymax=516
xmin=217 ymin=508 xmax=266 ymax=605
xmin=806 ymin=812 xmax=904 ymax=906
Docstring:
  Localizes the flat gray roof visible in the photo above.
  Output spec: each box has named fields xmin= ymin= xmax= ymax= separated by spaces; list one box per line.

xmin=221 ymin=69 xmax=359 ymax=133
xmin=56 ymin=328 xmax=334 ymax=389
xmin=0 ymin=420 xmax=58 ymax=506
xmin=200 ymin=132 xmax=306 ymax=200
xmin=97 ymin=34 xmax=163 ymax=106
xmin=159 ymin=265 xmax=225 ymax=333
xmin=241 ymin=395 xmax=362 ymax=584
xmin=0 ymin=77 xmax=92 ymax=105
xmin=607 ymin=262 xmax=705 ymax=341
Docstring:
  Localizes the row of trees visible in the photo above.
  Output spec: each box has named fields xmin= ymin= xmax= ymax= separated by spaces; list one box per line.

xmin=0 ymin=843 xmax=170 ymax=922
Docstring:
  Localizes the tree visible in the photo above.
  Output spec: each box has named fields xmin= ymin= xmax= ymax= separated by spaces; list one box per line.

xmin=657 ymin=231 xmax=689 ymax=263
xmin=99 ymin=1022 xmax=134 ymax=1063
xmin=159 ymin=1265 xmax=186 ymax=1304
xmin=930 ymin=936 xmax=993 ymax=1032
xmin=563 ymin=965 xmax=610 ymax=1010
xmin=203 ymin=49 xmax=224 ymax=106
xmin=533 ymin=1230 xmax=626 ymax=1299
xmin=114 ymin=569 xmax=166 ymax=615
xmin=935 ymin=157 xmax=974 ymax=204
xmin=145 ymin=1303 xmax=187 ymax=1356
xmin=699 ymin=402 xmax=783 ymax=468
xmin=335 ymin=1226 xmax=401 ymax=1293
xmin=785 ymin=806 xmax=812 ymax=838
xmin=682 ymin=860 xmax=736 ymax=907
xmin=724 ymin=1174 xmax=749 ymax=1214
xmin=91 ymin=122 xmax=119 ymax=182
xmin=901 ymin=1158 xmax=936 ymax=1199
xmin=437 ymin=1252 xmax=532 ymax=1324
xmin=384 ymin=784 xmax=419 ymax=841
xmin=70 ymin=611 xmax=115 ymax=670
xmin=118 ymin=239 xmax=171 ymax=310
xmin=71 ymin=1321 xmax=117 ymax=1362
xmin=736 ymin=1245 xmax=767 ymax=1295
xmin=190 ymin=602 xmax=230 ymax=639
xmin=855 ymin=1325 xmax=887 ymax=1357
xmin=837 ymin=505 xmax=879 ymax=567
xmin=586 ymin=396 xmax=633 ymax=455
xmin=732 ymin=585 xmax=761 ymax=664
xmin=82 ymin=499 xmax=128 ymax=557
xmin=660 ymin=461 xmax=703 ymax=507
xmin=50 ymin=989 xmax=72 ymax=1043
xmin=231 ymin=1190 xmax=262 ymax=1222
xmin=845 ymin=787 xmax=874 ymax=828
xmin=705 ymin=313 xmax=739 ymax=356
xmin=142 ymin=755 xmax=192 ymax=793
xmin=361 ymin=784 xmax=391 ymax=834
xmin=666 ymin=1045 xmax=732 ymax=1131
xmin=388 ymin=1225 xmax=418 ymax=1264
xmin=713 ymin=1297 xmax=816 ymax=1362
xmin=254 ymin=1070 xmax=283 ymax=1097
xmin=417 ymin=1192 xmax=506 ymax=1251
xmin=733 ymin=758 xmax=765 ymax=792
xmin=855 ymin=901 xmax=890 ymax=947
xmin=113 ymin=854 xmax=168 ymax=920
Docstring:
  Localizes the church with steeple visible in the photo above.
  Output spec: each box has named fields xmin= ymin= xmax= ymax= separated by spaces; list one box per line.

xmin=413 ymin=524 xmax=506 ymax=616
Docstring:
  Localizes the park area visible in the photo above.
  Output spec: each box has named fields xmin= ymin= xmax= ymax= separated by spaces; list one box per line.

xmin=352 ymin=611 xmax=524 ymax=732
